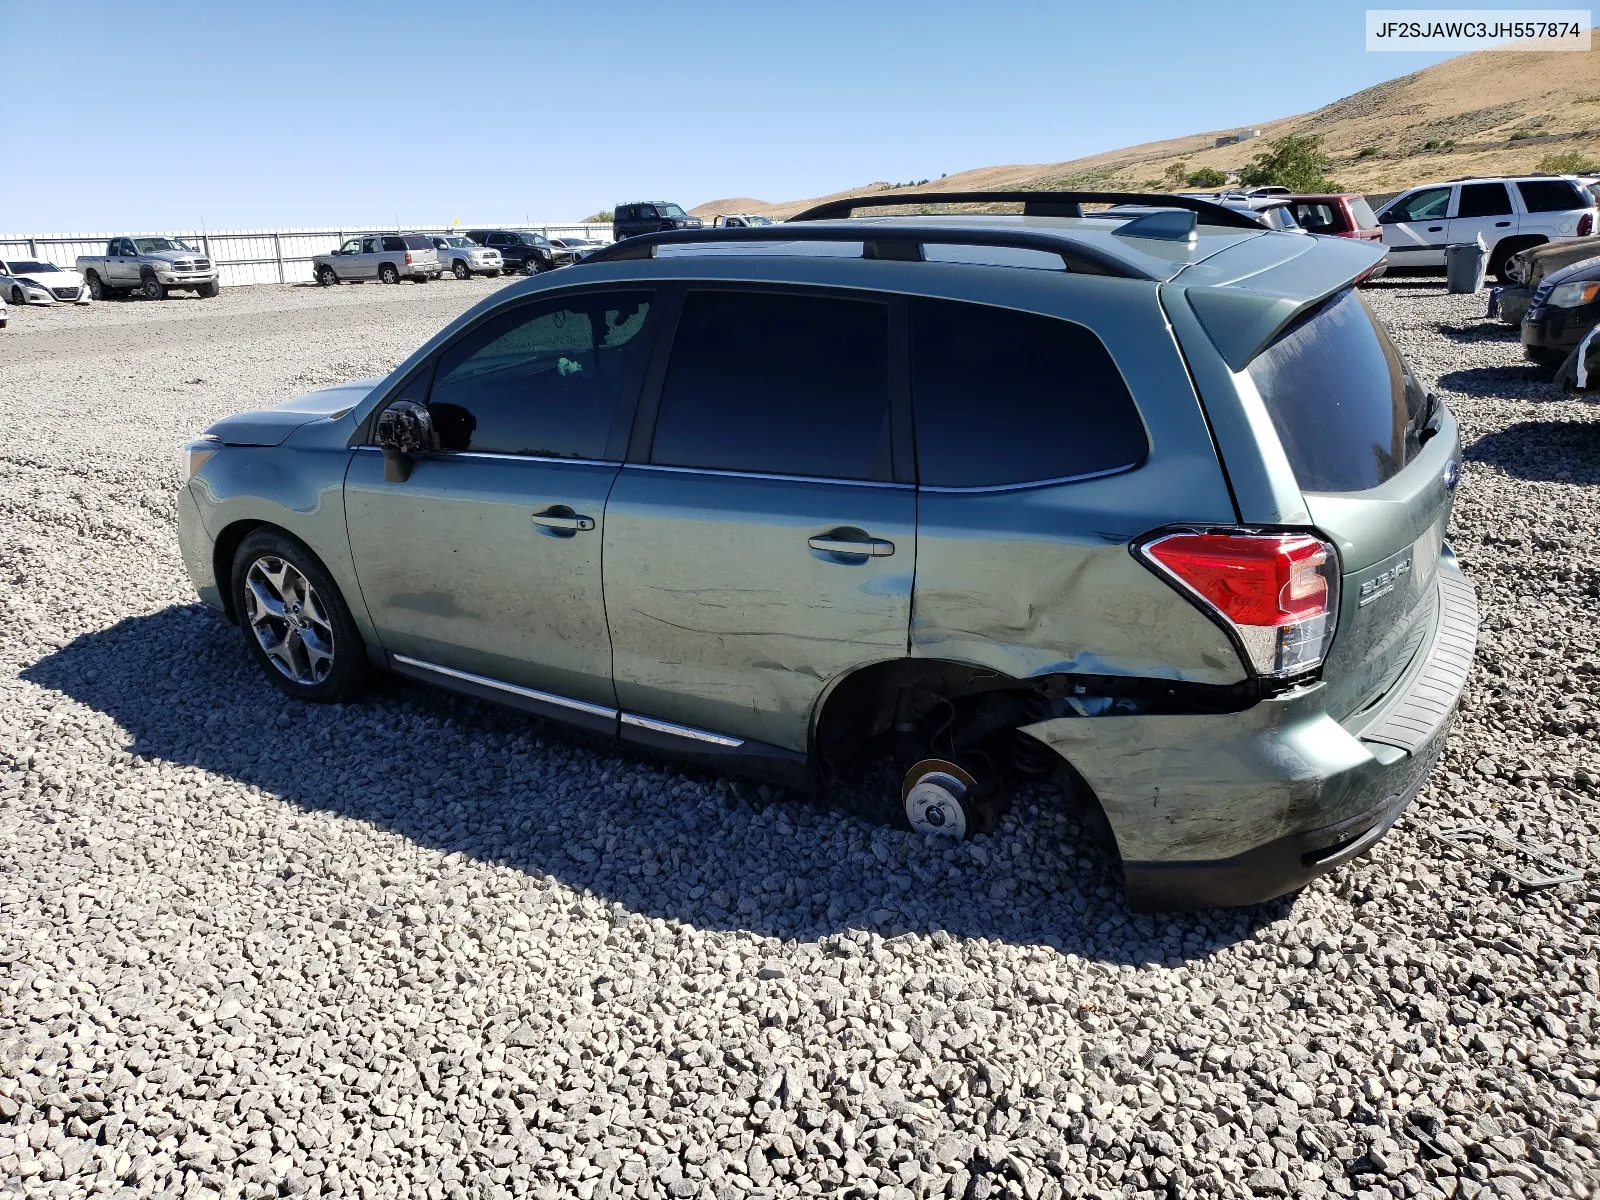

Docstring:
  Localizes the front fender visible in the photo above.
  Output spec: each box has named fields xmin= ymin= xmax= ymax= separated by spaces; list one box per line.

xmin=190 ymin=434 xmax=375 ymax=647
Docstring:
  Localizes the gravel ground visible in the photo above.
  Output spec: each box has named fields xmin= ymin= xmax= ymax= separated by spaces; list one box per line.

xmin=1 ymin=278 xmax=1597 ymax=1200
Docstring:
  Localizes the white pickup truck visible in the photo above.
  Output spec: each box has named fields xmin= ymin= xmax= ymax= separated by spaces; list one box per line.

xmin=77 ymin=236 xmax=219 ymax=301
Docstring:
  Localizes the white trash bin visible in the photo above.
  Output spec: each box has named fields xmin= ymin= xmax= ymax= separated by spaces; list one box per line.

xmin=1446 ymin=235 xmax=1489 ymax=295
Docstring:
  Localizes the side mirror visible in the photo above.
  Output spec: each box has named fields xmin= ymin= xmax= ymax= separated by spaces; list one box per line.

xmin=1378 ymin=210 xmax=1401 ymax=225
xmin=374 ymin=399 xmax=437 ymax=483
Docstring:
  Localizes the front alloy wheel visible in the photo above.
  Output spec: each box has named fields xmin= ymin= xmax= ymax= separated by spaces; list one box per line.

xmin=453 ymin=259 xmax=471 ymax=280
xmin=244 ymin=556 xmax=336 ymax=686
xmin=143 ymin=274 xmax=166 ymax=300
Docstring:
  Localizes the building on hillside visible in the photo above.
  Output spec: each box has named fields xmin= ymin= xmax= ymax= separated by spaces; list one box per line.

xmin=1214 ymin=129 xmax=1262 ymax=147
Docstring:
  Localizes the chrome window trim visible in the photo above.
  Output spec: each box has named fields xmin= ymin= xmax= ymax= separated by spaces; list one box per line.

xmin=918 ymin=461 xmax=1140 ymax=494
xmin=355 ymin=446 xmax=620 ymax=468
xmin=624 ymin=462 xmax=911 ymax=490
xmin=391 ymin=654 xmax=617 ymax=719
xmin=620 ymin=712 xmax=745 ymax=747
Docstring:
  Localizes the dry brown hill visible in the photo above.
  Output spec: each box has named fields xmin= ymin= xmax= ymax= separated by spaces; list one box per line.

xmin=692 ymin=46 xmax=1600 ymax=219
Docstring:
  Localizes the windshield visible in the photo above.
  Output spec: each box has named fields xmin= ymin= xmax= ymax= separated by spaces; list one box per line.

xmin=6 ymin=261 xmax=58 ymax=273
xmin=521 ymin=233 xmax=549 ymax=246
xmin=656 ymin=204 xmax=687 ymax=219
xmin=438 ymin=236 xmax=473 ymax=248
xmin=134 ymin=238 xmax=197 ymax=254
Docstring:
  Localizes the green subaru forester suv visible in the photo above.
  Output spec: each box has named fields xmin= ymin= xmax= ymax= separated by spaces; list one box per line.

xmin=176 ymin=192 xmax=1477 ymax=910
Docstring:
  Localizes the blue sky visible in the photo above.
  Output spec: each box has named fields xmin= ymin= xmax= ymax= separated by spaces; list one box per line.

xmin=1 ymin=0 xmax=1483 ymax=232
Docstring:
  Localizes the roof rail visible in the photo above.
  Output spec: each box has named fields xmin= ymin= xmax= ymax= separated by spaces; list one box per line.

xmin=786 ymin=189 xmax=1264 ymax=229
xmin=573 ymin=224 xmax=1166 ymax=279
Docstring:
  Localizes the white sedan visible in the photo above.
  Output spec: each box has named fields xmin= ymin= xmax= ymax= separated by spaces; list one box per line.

xmin=1 ymin=259 xmax=91 ymax=305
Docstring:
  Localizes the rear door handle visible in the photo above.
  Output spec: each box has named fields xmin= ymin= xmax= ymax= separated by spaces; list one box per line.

xmin=809 ymin=534 xmax=894 ymax=557
xmin=533 ymin=507 xmax=595 ymax=535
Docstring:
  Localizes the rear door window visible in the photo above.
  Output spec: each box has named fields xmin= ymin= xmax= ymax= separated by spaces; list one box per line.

xmin=910 ymin=298 xmax=1147 ymax=489
xmin=1516 ymin=179 xmax=1584 ymax=213
xmin=649 ymin=290 xmax=891 ymax=481
xmin=1457 ymin=182 xmax=1513 ymax=217
xmin=1292 ymin=203 xmax=1339 ymax=233
xmin=1247 ymin=288 xmax=1427 ymax=493
xmin=426 ymin=291 xmax=654 ymax=459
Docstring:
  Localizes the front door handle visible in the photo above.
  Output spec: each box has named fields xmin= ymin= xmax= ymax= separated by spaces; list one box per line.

xmin=1427 ymin=225 xmax=1443 ymax=232
xmin=1495 ymin=220 xmax=1511 ymax=227
xmin=809 ymin=533 xmax=894 ymax=557
xmin=533 ymin=507 xmax=595 ymax=535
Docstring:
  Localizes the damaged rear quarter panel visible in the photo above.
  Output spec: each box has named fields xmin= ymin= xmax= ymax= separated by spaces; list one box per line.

xmin=910 ymin=282 xmax=1244 ymax=686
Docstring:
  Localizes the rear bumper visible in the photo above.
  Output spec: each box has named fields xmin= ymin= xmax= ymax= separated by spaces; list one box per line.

xmin=1023 ymin=547 xmax=1478 ymax=910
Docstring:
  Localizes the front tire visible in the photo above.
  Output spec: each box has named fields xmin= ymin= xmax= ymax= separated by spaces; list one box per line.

xmin=453 ymin=259 xmax=470 ymax=280
xmin=198 ymin=281 xmax=220 ymax=298
xmin=142 ymin=273 xmax=167 ymax=301
xmin=378 ymin=263 xmax=400 ymax=285
xmin=524 ymin=258 xmax=540 ymax=276
xmin=9 ymin=286 xmax=21 ymax=305
xmin=316 ymin=266 xmax=337 ymax=287
xmin=231 ymin=530 xmax=367 ymax=703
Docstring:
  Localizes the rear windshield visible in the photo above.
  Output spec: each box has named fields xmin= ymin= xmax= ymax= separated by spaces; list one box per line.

xmin=1247 ymin=288 xmax=1427 ymax=493
xmin=1349 ymin=198 xmax=1379 ymax=229
xmin=402 ymin=235 xmax=434 ymax=250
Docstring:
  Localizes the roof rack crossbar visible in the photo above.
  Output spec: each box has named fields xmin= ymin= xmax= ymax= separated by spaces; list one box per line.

xmin=573 ymin=224 xmax=1160 ymax=279
xmin=786 ymin=189 xmax=1264 ymax=230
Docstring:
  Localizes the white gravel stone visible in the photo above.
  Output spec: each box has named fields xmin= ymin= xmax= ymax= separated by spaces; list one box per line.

xmin=0 ymin=277 xmax=1597 ymax=1200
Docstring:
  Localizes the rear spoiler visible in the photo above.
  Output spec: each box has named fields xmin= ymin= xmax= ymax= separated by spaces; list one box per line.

xmin=1177 ymin=236 xmax=1387 ymax=371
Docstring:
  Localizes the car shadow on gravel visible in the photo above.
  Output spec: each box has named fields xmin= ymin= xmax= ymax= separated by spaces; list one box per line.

xmin=1436 ymin=363 xmax=1557 ymax=397
xmin=1436 ymin=321 xmax=1517 ymax=344
xmin=22 ymin=606 xmax=1289 ymax=963
xmin=1466 ymin=418 xmax=1600 ymax=483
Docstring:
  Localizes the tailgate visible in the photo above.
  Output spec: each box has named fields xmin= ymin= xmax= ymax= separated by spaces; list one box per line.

xmin=1242 ymin=287 xmax=1463 ymax=722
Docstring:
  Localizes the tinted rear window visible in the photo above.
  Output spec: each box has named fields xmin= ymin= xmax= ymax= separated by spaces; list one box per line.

xmin=911 ymin=298 xmax=1147 ymax=489
xmin=651 ymin=290 xmax=891 ymax=481
xmin=1247 ymin=288 xmax=1426 ymax=493
xmin=1457 ymin=182 xmax=1512 ymax=218
xmin=1517 ymin=180 xmax=1584 ymax=213
xmin=402 ymin=235 xmax=434 ymax=250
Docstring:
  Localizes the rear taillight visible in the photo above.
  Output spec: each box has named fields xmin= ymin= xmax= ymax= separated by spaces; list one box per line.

xmin=405 ymin=252 xmax=415 ymax=265
xmin=1579 ymin=212 xmax=1594 ymax=237
xmin=1138 ymin=530 xmax=1340 ymax=679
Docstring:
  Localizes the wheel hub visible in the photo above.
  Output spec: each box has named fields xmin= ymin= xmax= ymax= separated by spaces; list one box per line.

xmin=902 ymin=758 xmax=978 ymax=839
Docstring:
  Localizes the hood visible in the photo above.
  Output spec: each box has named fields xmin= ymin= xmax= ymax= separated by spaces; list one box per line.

xmin=148 ymin=249 xmax=205 ymax=263
xmin=204 ymin=377 xmax=382 ymax=447
xmin=1544 ymin=253 xmax=1600 ymax=287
